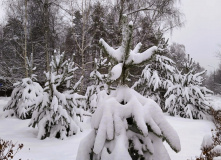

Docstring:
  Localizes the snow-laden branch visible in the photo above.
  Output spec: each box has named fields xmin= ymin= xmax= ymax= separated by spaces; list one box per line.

xmin=126 ymin=46 xmax=158 ymax=65
xmin=132 ymin=42 xmax=142 ymax=53
xmin=99 ymin=38 xmax=124 ymax=62
xmin=110 ymin=63 xmax=123 ymax=81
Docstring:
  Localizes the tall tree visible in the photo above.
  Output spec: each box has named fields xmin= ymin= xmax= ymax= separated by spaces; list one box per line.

xmin=24 ymin=0 xmax=28 ymax=77
xmin=164 ymin=55 xmax=212 ymax=119
xmin=77 ymin=15 xmax=181 ymax=160
xmin=65 ymin=0 xmax=93 ymax=93
xmin=89 ymin=2 xmax=107 ymax=57
xmin=3 ymin=0 xmax=66 ymax=80
xmin=169 ymin=43 xmax=186 ymax=71
xmin=1 ymin=17 xmax=25 ymax=79
xmin=113 ymin=0 xmax=183 ymax=40
xmin=3 ymin=0 xmax=29 ymax=78
xmin=169 ymin=43 xmax=205 ymax=74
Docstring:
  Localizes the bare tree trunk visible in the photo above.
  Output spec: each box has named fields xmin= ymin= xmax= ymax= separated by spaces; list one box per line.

xmin=69 ymin=0 xmax=92 ymax=93
xmin=80 ymin=0 xmax=86 ymax=94
xmin=44 ymin=0 xmax=50 ymax=72
xmin=118 ymin=0 xmax=125 ymax=25
xmin=24 ymin=0 xmax=28 ymax=77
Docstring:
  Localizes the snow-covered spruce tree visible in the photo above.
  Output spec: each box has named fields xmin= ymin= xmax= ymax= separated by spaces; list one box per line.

xmin=77 ymin=15 xmax=181 ymax=160
xmin=4 ymin=53 xmax=44 ymax=119
xmin=29 ymin=51 xmax=87 ymax=140
xmin=164 ymin=55 xmax=213 ymax=119
xmin=85 ymin=55 xmax=109 ymax=113
xmin=132 ymin=46 xmax=176 ymax=108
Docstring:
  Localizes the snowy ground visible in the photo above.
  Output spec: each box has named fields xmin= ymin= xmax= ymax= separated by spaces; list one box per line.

xmin=0 ymin=96 xmax=216 ymax=160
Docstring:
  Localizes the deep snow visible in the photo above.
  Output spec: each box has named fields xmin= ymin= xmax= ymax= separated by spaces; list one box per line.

xmin=0 ymin=97 xmax=215 ymax=160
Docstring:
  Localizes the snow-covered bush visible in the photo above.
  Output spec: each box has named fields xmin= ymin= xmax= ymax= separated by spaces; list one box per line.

xmin=4 ymin=53 xmax=43 ymax=119
xmin=133 ymin=54 xmax=175 ymax=108
xmin=77 ymin=15 xmax=181 ymax=160
xmin=85 ymin=56 xmax=109 ymax=113
xmin=196 ymin=109 xmax=221 ymax=160
xmin=3 ymin=78 xmax=43 ymax=119
xmin=197 ymin=134 xmax=221 ymax=160
xmin=29 ymin=51 xmax=88 ymax=140
xmin=164 ymin=56 xmax=212 ymax=119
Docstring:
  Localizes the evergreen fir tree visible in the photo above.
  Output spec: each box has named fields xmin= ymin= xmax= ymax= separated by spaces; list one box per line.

xmin=135 ymin=17 xmax=161 ymax=50
xmin=3 ymin=78 xmax=43 ymax=119
xmin=164 ymin=55 xmax=213 ymax=119
xmin=76 ymin=15 xmax=181 ymax=160
xmin=168 ymin=43 xmax=187 ymax=71
xmin=85 ymin=55 xmax=109 ymax=113
xmin=89 ymin=2 xmax=107 ymax=58
xmin=105 ymin=9 xmax=121 ymax=47
xmin=64 ymin=10 xmax=83 ymax=66
xmin=29 ymin=51 xmax=87 ymax=140
xmin=4 ymin=53 xmax=43 ymax=119
xmin=133 ymin=53 xmax=175 ymax=109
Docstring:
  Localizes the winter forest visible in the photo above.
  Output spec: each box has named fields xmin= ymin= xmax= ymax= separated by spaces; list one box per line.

xmin=0 ymin=0 xmax=221 ymax=160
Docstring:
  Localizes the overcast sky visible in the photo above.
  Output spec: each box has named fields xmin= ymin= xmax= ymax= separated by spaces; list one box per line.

xmin=166 ymin=0 xmax=221 ymax=73
xmin=0 ymin=0 xmax=221 ymax=73
xmin=0 ymin=1 xmax=5 ymax=23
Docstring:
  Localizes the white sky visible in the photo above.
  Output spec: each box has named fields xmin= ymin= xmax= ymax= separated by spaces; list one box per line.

xmin=0 ymin=1 xmax=6 ymax=24
xmin=0 ymin=0 xmax=221 ymax=73
xmin=166 ymin=0 xmax=221 ymax=73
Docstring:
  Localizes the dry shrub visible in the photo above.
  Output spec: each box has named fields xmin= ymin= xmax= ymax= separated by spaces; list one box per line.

xmin=195 ymin=108 xmax=221 ymax=160
xmin=0 ymin=138 xmax=24 ymax=160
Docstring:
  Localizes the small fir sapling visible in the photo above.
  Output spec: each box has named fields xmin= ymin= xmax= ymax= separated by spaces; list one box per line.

xmin=77 ymin=15 xmax=181 ymax=160
xmin=164 ymin=55 xmax=213 ymax=119
xmin=29 ymin=51 xmax=87 ymax=140
xmin=85 ymin=55 xmax=109 ymax=113
xmin=3 ymin=53 xmax=44 ymax=119
xmin=132 ymin=45 xmax=176 ymax=108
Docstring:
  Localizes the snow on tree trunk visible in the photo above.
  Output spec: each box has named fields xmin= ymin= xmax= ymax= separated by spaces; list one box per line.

xmin=3 ymin=78 xmax=43 ymax=119
xmin=29 ymin=51 xmax=88 ymax=140
xmin=77 ymin=15 xmax=181 ymax=160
